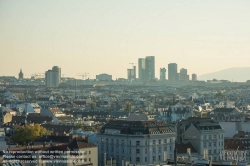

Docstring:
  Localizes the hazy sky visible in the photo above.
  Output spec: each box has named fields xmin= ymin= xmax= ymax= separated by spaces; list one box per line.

xmin=1 ymin=0 xmax=250 ymax=79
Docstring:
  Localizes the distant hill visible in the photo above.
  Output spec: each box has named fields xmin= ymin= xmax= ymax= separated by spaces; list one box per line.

xmin=198 ymin=67 xmax=250 ymax=82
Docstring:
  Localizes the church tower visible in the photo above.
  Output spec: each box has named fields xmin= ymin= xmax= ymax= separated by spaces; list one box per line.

xmin=19 ymin=69 xmax=23 ymax=80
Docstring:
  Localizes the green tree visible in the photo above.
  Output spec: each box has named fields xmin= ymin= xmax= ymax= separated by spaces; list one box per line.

xmin=215 ymin=92 xmax=225 ymax=97
xmin=76 ymin=123 xmax=84 ymax=130
xmin=125 ymin=102 xmax=132 ymax=113
xmin=12 ymin=124 xmax=50 ymax=146
xmin=90 ymin=102 xmax=96 ymax=110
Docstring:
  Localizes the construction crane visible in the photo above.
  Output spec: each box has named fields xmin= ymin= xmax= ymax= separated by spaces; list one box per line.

xmin=129 ymin=63 xmax=137 ymax=67
xmin=77 ymin=73 xmax=89 ymax=80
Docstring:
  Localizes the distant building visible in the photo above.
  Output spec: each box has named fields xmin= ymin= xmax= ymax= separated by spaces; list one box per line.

xmin=98 ymin=118 xmax=175 ymax=165
xmin=168 ymin=63 xmax=178 ymax=81
xmin=18 ymin=69 xmax=23 ymax=80
xmin=127 ymin=66 xmax=136 ymax=80
xmin=138 ymin=56 xmax=155 ymax=81
xmin=160 ymin=68 xmax=166 ymax=81
xmin=180 ymin=68 xmax=188 ymax=81
xmin=138 ymin=58 xmax=146 ymax=80
xmin=45 ymin=70 xmax=59 ymax=88
xmin=192 ymin=74 xmax=197 ymax=81
xmin=145 ymin=56 xmax=155 ymax=80
xmin=96 ymin=73 xmax=112 ymax=81
xmin=52 ymin=66 xmax=61 ymax=83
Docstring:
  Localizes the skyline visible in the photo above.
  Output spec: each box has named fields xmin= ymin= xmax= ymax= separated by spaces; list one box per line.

xmin=1 ymin=1 xmax=250 ymax=79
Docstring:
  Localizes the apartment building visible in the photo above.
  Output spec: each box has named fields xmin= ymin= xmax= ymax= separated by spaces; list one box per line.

xmin=98 ymin=119 xmax=176 ymax=165
xmin=184 ymin=120 xmax=224 ymax=161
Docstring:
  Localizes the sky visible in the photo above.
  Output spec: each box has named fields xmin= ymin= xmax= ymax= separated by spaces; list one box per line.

xmin=0 ymin=0 xmax=250 ymax=80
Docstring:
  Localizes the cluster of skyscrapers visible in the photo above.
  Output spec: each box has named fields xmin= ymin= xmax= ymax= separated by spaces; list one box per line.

xmin=127 ymin=56 xmax=197 ymax=82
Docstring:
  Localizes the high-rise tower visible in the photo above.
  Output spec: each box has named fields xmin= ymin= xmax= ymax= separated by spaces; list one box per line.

xmin=138 ymin=58 xmax=146 ymax=80
xmin=145 ymin=56 xmax=155 ymax=80
xmin=168 ymin=63 xmax=178 ymax=81
xmin=160 ymin=68 xmax=166 ymax=81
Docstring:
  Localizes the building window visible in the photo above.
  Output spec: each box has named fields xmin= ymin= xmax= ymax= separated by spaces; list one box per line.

xmin=145 ymin=140 xmax=147 ymax=145
xmin=214 ymin=157 xmax=216 ymax=161
xmin=106 ymin=138 xmax=109 ymax=143
xmin=203 ymin=143 xmax=206 ymax=148
xmin=159 ymin=140 xmax=161 ymax=144
xmin=101 ymin=138 xmax=104 ymax=142
xmin=153 ymin=148 xmax=155 ymax=153
xmin=214 ymin=149 xmax=216 ymax=154
xmin=130 ymin=141 xmax=131 ymax=145
xmin=89 ymin=151 xmax=91 ymax=154
xmin=89 ymin=158 xmax=91 ymax=162
xmin=209 ymin=135 xmax=211 ymax=139
xmin=145 ymin=148 xmax=147 ymax=154
xmin=116 ymin=139 xmax=119 ymax=144
xmin=204 ymin=135 xmax=207 ymax=140
xmin=122 ymin=140 xmax=124 ymax=145
xmin=136 ymin=157 xmax=140 ymax=162
xmin=213 ymin=135 xmax=216 ymax=139
xmin=164 ymin=139 xmax=167 ymax=143
xmin=170 ymin=146 xmax=172 ymax=151
xmin=164 ymin=147 xmax=167 ymax=151
xmin=208 ymin=150 xmax=211 ymax=154
xmin=159 ymin=155 xmax=161 ymax=160
xmin=111 ymin=139 xmax=113 ymax=144
xmin=136 ymin=149 xmax=140 ymax=154
xmin=153 ymin=140 xmax=155 ymax=144
xmin=136 ymin=141 xmax=140 ymax=146
xmin=209 ymin=143 xmax=211 ymax=147
xmin=145 ymin=157 xmax=147 ymax=162
xmin=170 ymin=139 xmax=172 ymax=143
xmin=153 ymin=156 xmax=155 ymax=161
xmin=213 ymin=142 xmax=216 ymax=146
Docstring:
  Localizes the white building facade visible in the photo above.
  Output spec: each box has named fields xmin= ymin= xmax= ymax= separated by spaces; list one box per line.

xmin=98 ymin=120 xmax=176 ymax=165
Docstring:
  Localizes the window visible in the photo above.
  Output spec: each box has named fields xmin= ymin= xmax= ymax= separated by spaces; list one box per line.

xmin=208 ymin=150 xmax=211 ymax=154
xmin=209 ymin=143 xmax=211 ymax=147
xmin=153 ymin=148 xmax=155 ymax=153
xmin=106 ymin=138 xmax=109 ymax=143
xmin=101 ymin=138 xmax=104 ymax=142
xmin=116 ymin=139 xmax=119 ymax=144
xmin=122 ymin=140 xmax=124 ymax=144
xmin=214 ymin=149 xmax=216 ymax=154
xmin=204 ymin=135 xmax=207 ymax=140
xmin=164 ymin=139 xmax=167 ymax=143
xmin=214 ymin=157 xmax=216 ymax=161
xmin=153 ymin=140 xmax=155 ymax=144
xmin=159 ymin=155 xmax=161 ymax=160
xmin=129 ymin=148 xmax=131 ymax=154
xmin=170 ymin=139 xmax=172 ymax=143
xmin=136 ymin=141 xmax=140 ymax=146
xmin=145 ymin=140 xmax=147 ymax=145
xmin=145 ymin=148 xmax=147 ymax=154
xmin=111 ymin=139 xmax=113 ymax=143
xmin=203 ymin=143 xmax=206 ymax=148
xmin=159 ymin=139 xmax=161 ymax=144
xmin=209 ymin=135 xmax=211 ymax=139
xmin=213 ymin=142 xmax=216 ymax=146
xmin=136 ymin=149 xmax=140 ymax=154
xmin=153 ymin=156 xmax=155 ymax=161
xmin=213 ymin=135 xmax=216 ymax=139
xmin=219 ymin=142 xmax=220 ymax=146
xmin=170 ymin=146 xmax=172 ymax=151
xmin=130 ymin=141 xmax=131 ymax=145
xmin=89 ymin=151 xmax=91 ymax=154
xmin=89 ymin=158 xmax=91 ymax=162
xmin=136 ymin=157 xmax=140 ymax=162
xmin=164 ymin=147 xmax=167 ymax=151
xmin=145 ymin=157 xmax=147 ymax=162
xmin=159 ymin=147 xmax=161 ymax=153
xmin=106 ymin=146 xmax=108 ymax=151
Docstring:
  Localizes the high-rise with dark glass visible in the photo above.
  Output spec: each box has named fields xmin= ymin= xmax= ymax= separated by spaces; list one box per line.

xmin=168 ymin=63 xmax=178 ymax=81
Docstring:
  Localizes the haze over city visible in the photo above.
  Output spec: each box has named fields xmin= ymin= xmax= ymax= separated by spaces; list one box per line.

xmin=1 ymin=0 xmax=250 ymax=80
